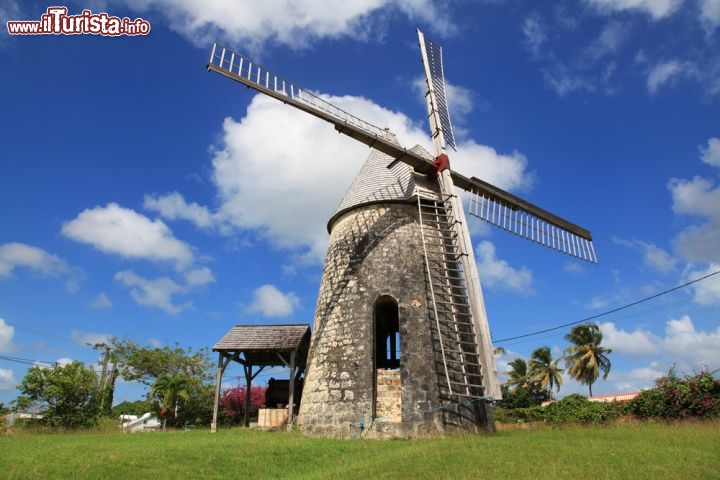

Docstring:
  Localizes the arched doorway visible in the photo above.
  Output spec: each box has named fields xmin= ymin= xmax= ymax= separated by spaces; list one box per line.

xmin=374 ymin=296 xmax=401 ymax=422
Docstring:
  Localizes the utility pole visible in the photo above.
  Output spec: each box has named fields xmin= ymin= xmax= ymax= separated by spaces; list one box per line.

xmin=92 ymin=342 xmax=114 ymax=413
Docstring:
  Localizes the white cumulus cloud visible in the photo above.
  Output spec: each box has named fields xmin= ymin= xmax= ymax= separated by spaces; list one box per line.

xmin=0 ymin=242 xmax=69 ymax=278
xmin=663 ymin=315 xmax=720 ymax=365
xmin=613 ymin=237 xmax=677 ymax=272
xmin=246 ymin=284 xmax=300 ymax=317
xmin=668 ymin=174 xmax=720 ymax=264
xmin=88 ymin=293 xmax=113 ymax=310
xmin=62 ymin=203 xmax=195 ymax=269
xmin=116 ymin=0 xmax=453 ymax=49
xmin=0 ymin=0 xmax=21 ymax=49
xmin=523 ymin=14 xmax=547 ymax=59
xmin=70 ymin=330 xmax=111 ymax=347
xmin=669 ymin=176 xmax=720 ymax=221
xmin=699 ymin=0 xmax=720 ymax=33
xmin=600 ymin=316 xmax=720 ymax=367
xmin=143 ymin=192 xmax=215 ymax=229
xmin=585 ymin=0 xmax=683 ymax=19
xmin=115 ymin=270 xmax=191 ymax=315
xmin=646 ymin=60 xmax=685 ymax=94
xmin=681 ymin=263 xmax=720 ymax=306
xmin=0 ymin=368 xmax=17 ymax=391
xmin=542 ymin=63 xmax=596 ymax=96
xmin=56 ymin=358 xmax=73 ymax=367
xmin=411 ymin=76 xmax=479 ymax=128
xmin=0 ymin=318 xmax=15 ymax=353
xmin=209 ymin=93 xmax=535 ymax=265
xmin=475 ymin=241 xmax=533 ymax=293
xmin=183 ymin=267 xmax=215 ymax=287
xmin=583 ymin=21 xmax=629 ymax=60
xmin=700 ymin=137 xmax=720 ymax=167
xmin=452 ymin=142 xmax=535 ymax=193
xmin=599 ymin=321 xmax=661 ymax=355
xmin=607 ymin=362 xmax=665 ymax=392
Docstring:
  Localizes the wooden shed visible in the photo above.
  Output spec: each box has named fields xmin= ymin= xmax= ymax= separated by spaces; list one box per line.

xmin=211 ymin=324 xmax=311 ymax=431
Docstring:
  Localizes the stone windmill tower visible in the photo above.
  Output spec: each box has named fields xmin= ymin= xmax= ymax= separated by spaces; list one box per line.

xmin=206 ymin=30 xmax=597 ymax=438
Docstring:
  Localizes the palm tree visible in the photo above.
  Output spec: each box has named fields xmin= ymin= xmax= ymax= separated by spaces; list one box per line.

xmin=504 ymin=358 xmax=530 ymax=392
xmin=563 ymin=324 xmax=612 ymax=397
xmin=528 ymin=346 xmax=563 ymax=399
xmin=151 ymin=374 xmax=190 ymax=423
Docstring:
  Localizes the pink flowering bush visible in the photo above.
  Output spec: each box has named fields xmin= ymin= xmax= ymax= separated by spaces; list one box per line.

xmin=220 ymin=385 xmax=267 ymax=424
xmin=629 ymin=367 xmax=720 ymax=419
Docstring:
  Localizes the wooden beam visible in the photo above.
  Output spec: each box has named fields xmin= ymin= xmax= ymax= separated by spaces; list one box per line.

xmin=287 ymin=350 xmax=296 ymax=430
xmin=274 ymin=351 xmax=290 ymax=368
xmin=243 ymin=363 xmax=252 ymax=427
xmin=210 ymin=353 xmax=233 ymax=433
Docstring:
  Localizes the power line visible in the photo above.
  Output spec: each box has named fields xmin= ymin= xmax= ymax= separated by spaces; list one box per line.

xmin=9 ymin=324 xmax=78 ymax=345
xmin=493 ymin=268 xmax=720 ymax=344
xmin=0 ymin=354 xmax=55 ymax=367
xmin=499 ymin=287 xmax=720 ymax=348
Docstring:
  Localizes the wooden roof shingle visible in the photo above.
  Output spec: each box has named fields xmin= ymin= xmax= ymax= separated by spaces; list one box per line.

xmin=327 ymin=145 xmax=436 ymax=231
xmin=213 ymin=324 xmax=310 ymax=352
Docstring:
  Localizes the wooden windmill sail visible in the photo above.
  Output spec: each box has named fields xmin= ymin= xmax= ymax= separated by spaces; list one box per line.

xmin=206 ymin=30 xmax=596 ymax=434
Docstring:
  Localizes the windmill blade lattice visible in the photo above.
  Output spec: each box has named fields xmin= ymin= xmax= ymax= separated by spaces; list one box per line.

xmin=207 ymin=41 xmax=598 ymax=266
xmin=467 ymin=188 xmax=598 ymax=263
xmin=418 ymin=32 xmax=456 ymax=151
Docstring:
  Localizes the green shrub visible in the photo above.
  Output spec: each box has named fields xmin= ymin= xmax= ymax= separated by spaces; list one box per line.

xmin=493 ymin=405 xmax=545 ymax=423
xmin=544 ymin=394 xmax=618 ymax=424
xmin=495 ymin=394 xmax=618 ymax=424
xmin=497 ymin=384 xmax=549 ymax=409
xmin=17 ymin=362 xmax=100 ymax=430
xmin=494 ymin=393 xmax=623 ymax=423
xmin=630 ymin=388 xmax=667 ymax=419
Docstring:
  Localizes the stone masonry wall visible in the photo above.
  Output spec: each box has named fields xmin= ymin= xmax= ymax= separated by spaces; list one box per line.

xmin=298 ymin=202 xmax=447 ymax=438
xmin=375 ymin=369 xmax=401 ymax=423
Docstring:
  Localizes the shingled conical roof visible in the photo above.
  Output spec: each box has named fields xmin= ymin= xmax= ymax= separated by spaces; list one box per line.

xmin=328 ymin=145 xmax=436 ymax=231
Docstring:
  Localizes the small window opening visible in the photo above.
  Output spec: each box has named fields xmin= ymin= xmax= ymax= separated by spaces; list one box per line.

xmin=375 ymin=297 xmax=400 ymax=369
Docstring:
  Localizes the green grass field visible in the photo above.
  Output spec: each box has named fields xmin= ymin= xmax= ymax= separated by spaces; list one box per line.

xmin=2 ymin=421 xmax=719 ymax=479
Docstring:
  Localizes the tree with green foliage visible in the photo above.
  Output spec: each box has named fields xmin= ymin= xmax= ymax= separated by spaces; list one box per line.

xmin=101 ymin=338 xmax=214 ymax=426
xmin=16 ymin=361 xmax=100 ymax=429
xmin=151 ymin=374 xmax=191 ymax=424
xmin=112 ymin=399 xmax=155 ymax=418
xmin=499 ymin=357 xmax=550 ymax=409
xmin=91 ymin=342 xmax=119 ymax=417
xmin=110 ymin=338 xmax=212 ymax=386
xmin=497 ymin=384 xmax=550 ymax=409
xmin=564 ymin=324 xmax=612 ymax=397
xmin=528 ymin=346 xmax=563 ymax=399
xmin=505 ymin=358 xmax=531 ymax=391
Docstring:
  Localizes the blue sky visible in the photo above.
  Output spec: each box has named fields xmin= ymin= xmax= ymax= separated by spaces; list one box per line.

xmin=1 ymin=0 xmax=719 ymax=405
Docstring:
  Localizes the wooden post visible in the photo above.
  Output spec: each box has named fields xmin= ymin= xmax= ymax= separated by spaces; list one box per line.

xmin=211 ymin=353 xmax=231 ymax=433
xmin=287 ymin=350 xmax=296 ymax=430
xmin=244 ymin=363 xmax=252 ymax=427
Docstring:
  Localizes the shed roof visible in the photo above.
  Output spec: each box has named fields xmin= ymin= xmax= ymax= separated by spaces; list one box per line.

xmin=213 ymin=324 xmax=310 ymax=352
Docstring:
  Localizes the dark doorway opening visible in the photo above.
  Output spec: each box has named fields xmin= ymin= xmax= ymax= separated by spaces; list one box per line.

xmin=375 ymin=296 xmax=400 ymax=369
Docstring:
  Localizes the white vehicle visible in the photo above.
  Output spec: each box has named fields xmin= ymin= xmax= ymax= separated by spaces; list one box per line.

xmin=119 ymin=412 xmax=161 ymax=432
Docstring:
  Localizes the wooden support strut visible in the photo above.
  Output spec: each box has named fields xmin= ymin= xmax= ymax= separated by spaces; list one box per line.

xmin=211 ymin=353 xmax=233 ymax=433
